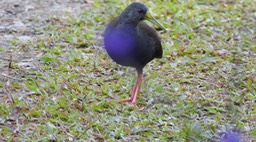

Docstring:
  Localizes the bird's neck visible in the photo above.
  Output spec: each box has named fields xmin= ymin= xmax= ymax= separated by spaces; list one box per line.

xmin=118 ymin=15 xmax=139 ymax=25
xmin=116 ymin=21 xmax=137 ymax=34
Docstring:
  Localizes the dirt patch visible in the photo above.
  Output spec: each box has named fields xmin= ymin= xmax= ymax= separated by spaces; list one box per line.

xmin=0 ymin=0 xmax=89 ymax=47
xmin=0 ymin=0 xmax=89 ymax=98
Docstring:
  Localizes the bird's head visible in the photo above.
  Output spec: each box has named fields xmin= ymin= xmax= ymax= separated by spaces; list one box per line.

xmin=120 ymin=2 xmax=166 ymax=31
xmin=120 ymin=2 xmax=148 ymax=23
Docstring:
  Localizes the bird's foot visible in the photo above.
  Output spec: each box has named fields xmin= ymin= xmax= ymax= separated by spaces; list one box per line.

xmin=121 ymin=99 xmax=137 ymax=106
xmin=122 ymin=98 xmax=133 ymax=102
xmin=130 ymin=101 xmax=137 ymax=106
xmin=130 ymin=102 xmax=145 ymax=111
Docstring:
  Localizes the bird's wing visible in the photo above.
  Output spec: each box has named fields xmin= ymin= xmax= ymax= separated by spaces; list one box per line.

xmin=137 ymin=21 xmax=163 ymax=59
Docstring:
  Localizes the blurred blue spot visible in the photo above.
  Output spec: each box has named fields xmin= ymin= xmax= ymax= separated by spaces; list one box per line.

xmin=104 ymin=26 xmax=137 ymax=65
xmin=220 ymin=131 xmax=242 ymax=142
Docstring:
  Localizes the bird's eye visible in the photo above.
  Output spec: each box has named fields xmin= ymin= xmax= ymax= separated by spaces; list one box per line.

xmin=138 ymin=9 xmax=144 ymax=13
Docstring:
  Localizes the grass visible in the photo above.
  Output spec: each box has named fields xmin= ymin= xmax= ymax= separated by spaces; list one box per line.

xmin=0 ymin=0 xmax=255 ymax=141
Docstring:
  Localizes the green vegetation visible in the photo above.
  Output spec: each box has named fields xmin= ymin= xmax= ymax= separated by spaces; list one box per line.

xmin=0 ymin=0 xmax=255 ymax=141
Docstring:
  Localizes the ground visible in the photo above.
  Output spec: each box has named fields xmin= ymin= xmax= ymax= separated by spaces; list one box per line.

xmin=0 ymin=0 xmax=255 ymax=141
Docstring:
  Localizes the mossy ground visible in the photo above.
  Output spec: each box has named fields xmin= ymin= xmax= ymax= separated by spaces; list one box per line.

xmin=0 ymin=0 xmax=255 ymax=141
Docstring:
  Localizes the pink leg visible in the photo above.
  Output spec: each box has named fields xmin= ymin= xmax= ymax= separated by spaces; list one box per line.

xmin=122 ymin=76 xmax=138 ymax=102
xmin=122 ymin=69 xmax=143 ymax=105
xmin=130 ymin=72 xmax=142 ymax=106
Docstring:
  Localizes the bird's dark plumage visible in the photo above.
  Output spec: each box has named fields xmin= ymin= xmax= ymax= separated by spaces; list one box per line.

xmin=104 ymin=2 xmax=165 ymax=105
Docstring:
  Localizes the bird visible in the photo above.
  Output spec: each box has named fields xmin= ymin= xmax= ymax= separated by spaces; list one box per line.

xmin=104 ymin=2 xmax=166 ymax=106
